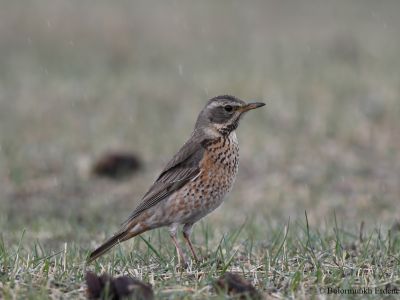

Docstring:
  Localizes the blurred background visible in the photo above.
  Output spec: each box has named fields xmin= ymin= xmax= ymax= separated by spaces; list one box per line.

xmin=0 ymin=0 xmax=399 ymax=247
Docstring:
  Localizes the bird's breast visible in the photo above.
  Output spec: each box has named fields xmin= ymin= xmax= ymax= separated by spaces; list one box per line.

xmin=203 ymin=132 xmax=239 ymax=174
xmin=163 ymin=132 xmax=240 ymax=224
xmin=197 ymin=131 xmax=240 ymax=198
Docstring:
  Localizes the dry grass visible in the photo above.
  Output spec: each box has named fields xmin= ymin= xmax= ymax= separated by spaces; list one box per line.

xmin=1 ymin=1 xmax=400 ymax=298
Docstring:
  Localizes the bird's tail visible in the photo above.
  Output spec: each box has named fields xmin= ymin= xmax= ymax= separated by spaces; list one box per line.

xmin=87 ymin=230 xmax=129 ymax=263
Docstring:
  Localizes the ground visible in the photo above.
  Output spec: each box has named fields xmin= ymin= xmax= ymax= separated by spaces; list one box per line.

xmin=0 ymin=1 xmax=399 ymax=299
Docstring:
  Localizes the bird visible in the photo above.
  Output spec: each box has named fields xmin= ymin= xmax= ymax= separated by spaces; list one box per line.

xmin=87 ymin=95 xmax=265 ymax=266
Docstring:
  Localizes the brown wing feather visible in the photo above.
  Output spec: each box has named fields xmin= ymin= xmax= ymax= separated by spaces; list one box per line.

xmin=121 ymin=132 xmax=206 ymax=227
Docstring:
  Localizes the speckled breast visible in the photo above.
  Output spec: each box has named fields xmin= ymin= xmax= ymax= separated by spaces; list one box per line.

xmin=172 ymin=131 xmax=239 ymax=223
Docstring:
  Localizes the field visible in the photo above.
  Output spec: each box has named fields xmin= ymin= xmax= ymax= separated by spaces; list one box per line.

xmin=1 ymin=1 xmax=400 ymax=298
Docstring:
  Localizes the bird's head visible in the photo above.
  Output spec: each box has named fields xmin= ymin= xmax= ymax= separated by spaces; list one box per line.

xmin=195 ymin=95 xmax=265 ymax=136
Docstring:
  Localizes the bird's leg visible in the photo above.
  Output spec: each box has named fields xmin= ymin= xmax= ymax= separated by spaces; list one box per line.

xmin=169 ymin=224 xmax=187 ymax=267
xmin=182 ymin=223 xmax=199 ymax=262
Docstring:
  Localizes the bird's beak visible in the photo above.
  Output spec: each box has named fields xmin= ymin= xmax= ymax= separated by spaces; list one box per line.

xmin=240 ymin=102 xmax=266 ymax=112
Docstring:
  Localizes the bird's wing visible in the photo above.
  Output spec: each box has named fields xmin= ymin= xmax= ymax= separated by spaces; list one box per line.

xmin=121 ymin=133 xmax=206 ymax=228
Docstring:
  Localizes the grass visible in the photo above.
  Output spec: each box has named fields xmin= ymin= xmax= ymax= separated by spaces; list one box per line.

xmin=1 ymin=0 xmax=400 ymax=298
xmin=1 ymin=215 xmax=399 ymax=299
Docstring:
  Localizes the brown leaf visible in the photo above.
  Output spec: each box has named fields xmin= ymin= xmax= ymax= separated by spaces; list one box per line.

xmin=86 ymin=271 xmax=154 ymax=300
xmin=214 ymin=272 xmax=262 ymax=300
xmin=91 ymin=151 xmax=142 ymax=180
xmin=391 ymin=221 xmax=400 ymax=232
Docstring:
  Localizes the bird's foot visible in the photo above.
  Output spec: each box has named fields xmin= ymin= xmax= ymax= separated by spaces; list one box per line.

xmin=175 ymin=260 xmax=189 ymax=272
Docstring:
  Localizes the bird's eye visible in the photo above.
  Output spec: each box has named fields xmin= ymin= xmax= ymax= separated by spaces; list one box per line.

xmin=224 ymin=105 xmax=233 ymax=112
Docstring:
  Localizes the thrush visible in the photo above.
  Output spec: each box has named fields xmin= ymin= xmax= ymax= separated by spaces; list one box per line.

xmin=88 ymin=95 xmax=265 ymax=266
